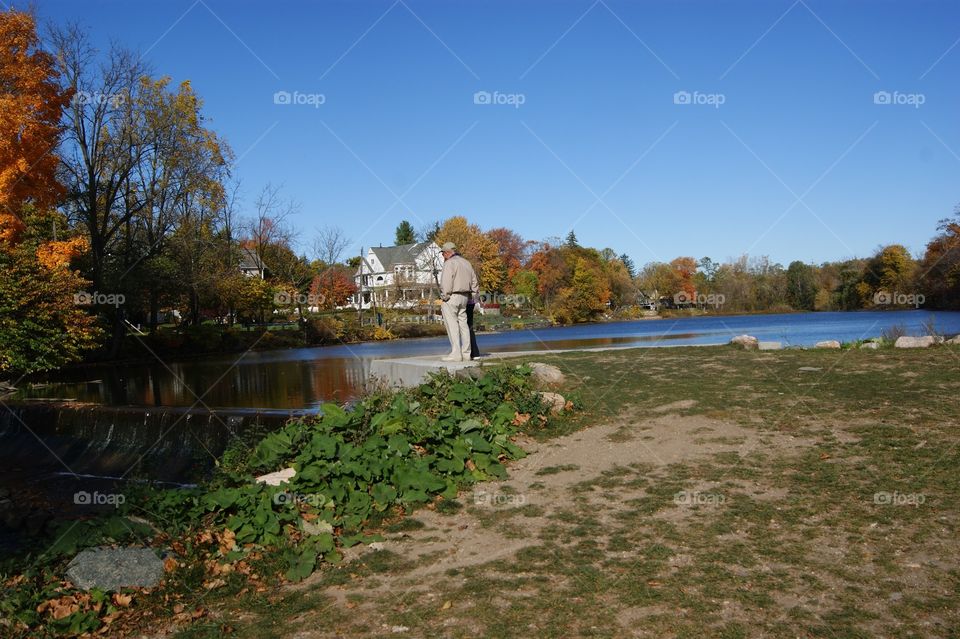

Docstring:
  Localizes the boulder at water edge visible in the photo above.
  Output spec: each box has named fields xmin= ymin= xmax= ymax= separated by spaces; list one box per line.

xmin=66 ymin=547 xmax=164 ymax=591
xmin=894 ymin=336 xmax=937 ymax=348
xmin=729 ymin=335 xmax=759 ymax=350
xmin=814 ymin=340 xmax=841 ymax=349
xmin=859 ymin=342 xmax=880 ymax=350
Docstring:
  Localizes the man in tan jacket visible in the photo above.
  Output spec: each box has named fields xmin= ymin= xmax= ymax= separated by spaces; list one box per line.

xmin=438 ymin=242 xmax=479 ymax=361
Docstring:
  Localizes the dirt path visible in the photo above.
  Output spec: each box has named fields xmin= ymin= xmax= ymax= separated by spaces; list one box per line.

xmin=286 ymin=401 xmax=823 ymax=637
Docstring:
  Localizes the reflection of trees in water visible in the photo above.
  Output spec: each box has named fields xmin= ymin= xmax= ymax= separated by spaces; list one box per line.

xmin=91 ymin=359 xmax=373 ymax=409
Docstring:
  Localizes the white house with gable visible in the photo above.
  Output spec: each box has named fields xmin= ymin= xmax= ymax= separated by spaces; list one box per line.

xmin=351 ymin=241 xmax=444 ymax=310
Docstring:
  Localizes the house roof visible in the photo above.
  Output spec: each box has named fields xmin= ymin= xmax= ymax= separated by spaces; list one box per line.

xmin=239 ymin=247 xmax=265 ymax=270
xmin=369 ymin=241 xmax=434 ymax=271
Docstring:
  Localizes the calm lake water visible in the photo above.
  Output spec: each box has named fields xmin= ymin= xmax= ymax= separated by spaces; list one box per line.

xmin=17 ymin=310 xmax=960 ymax=410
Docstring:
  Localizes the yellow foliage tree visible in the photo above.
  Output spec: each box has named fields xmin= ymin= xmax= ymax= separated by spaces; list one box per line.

xmin=435 ymin=216 xmax=505 ymax=292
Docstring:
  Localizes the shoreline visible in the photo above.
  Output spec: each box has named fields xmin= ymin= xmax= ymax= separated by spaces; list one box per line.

xmin=9 ymin=307 xmax=956 ymax=382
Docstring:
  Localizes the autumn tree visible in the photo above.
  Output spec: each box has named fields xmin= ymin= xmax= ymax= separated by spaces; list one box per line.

xmin=124 ymin=77 xmax=230 ymax=331
xmin=0 ymin=209 xmax=100 ymax=374
xmin=486 ymin=227 xmax=530 ymax=284
xmin=551 ymin=257 xmax=610 ymax=323
xmin=0 ymin=10 xmax=100 ymax=373
xmin=670 ymin=257 xmax=698 ymax=298
xmin=858 ymin=244 xmax=917 ymax=305
xmin=0 ymin=9 xmax=69 ymax=243
xmin=527 ymin=243 xmax=568 ymax=305
xmin=919 ymin=208 xmax=960 ymax=309
xmin=309 ymin=265 xmax=357 ymax=309
xmin=435 ymin=215 xmax=505 ymax=293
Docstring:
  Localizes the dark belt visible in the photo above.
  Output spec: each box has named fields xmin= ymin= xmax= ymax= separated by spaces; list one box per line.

xmin=451 ymin=291 xmax=472 ymax=296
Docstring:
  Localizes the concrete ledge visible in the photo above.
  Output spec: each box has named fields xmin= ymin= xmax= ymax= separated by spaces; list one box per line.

xmin=370 ymin=356 xmax=481 ymax=387
xmin=370 ymin=343 xmax=729 ymax=388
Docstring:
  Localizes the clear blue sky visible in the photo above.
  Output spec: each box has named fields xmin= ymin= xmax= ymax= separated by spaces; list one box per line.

xmin=36 ymin=0 xmax=960 ymax=267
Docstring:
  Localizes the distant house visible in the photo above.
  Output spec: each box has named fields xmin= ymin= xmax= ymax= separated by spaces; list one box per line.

xmin=352 ymin=241 xmax=443 ymax=310
xmin=239 ymin=247 xmax=266 ymax=279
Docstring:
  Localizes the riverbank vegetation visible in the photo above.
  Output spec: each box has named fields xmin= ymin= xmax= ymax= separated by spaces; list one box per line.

xmin=0 ymin=364 xmax=573 ymax=637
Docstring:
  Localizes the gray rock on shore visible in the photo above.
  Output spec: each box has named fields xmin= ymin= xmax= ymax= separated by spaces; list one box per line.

xmin=814 ymin=340 xmax=841 ymax=349
xmin=859 ymin=341 xmax=880 ymax=350
xmin=894 ymin=336 xmax=939 ymax=348
xmin=66 ymin=547 xmax=165 ymax=591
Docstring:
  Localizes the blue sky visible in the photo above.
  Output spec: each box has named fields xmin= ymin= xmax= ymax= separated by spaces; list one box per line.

xmin=37 ymin=0 xmax=960 ymax=267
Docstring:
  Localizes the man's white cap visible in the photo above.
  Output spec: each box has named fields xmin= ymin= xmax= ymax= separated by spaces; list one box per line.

xmin=441 ymin=242 xmax=457 ymax=252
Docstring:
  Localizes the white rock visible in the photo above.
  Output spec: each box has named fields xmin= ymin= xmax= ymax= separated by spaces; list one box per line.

xmin=814 ymin=340 xmax=841 ymax=349
xmin=255 ymin=467 xmax=296 ymax=486
xmin=859 ymin=342 xmax=879 ymax=350
xmin=894 ymin=336 xmax=936 ymax=349
xmin=947 ymin=335 xmax=960 ymax=345
xmin=529 ymin=363 xmax=565 ymax=387
xmin=758 ymin=341 xmax=782 ymax=351
xmin=539 ymin=391 xmax=567 ymax=414
xmin=302 ymin=519 xmax=334 ymax=536
xmin=729 ymin=335 xmax=759 ymax=350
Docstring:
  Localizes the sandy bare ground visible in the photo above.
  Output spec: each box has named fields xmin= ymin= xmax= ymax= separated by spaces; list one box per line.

xmin=283 ymin=400 xmax=827 ymax=638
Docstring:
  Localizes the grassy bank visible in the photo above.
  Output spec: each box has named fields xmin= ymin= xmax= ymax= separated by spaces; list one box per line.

xmin=161 ymin=343 xmax=960 ymax=638
xmin=6 ymin=345 xmax=960 ymax=637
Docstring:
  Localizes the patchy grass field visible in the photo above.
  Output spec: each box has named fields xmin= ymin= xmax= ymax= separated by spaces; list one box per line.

xmin=171 ymin=345 xmax=960 ymax=638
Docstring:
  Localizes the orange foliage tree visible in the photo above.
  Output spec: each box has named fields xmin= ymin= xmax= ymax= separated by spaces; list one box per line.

xmin=0 ymin=9 xmax=69 ymax=247
xmin=0 ymin=10 xmax=100 ymax=374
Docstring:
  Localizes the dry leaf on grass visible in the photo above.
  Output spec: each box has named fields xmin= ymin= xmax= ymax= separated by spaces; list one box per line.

xmin=111 ymin=593 xmax=133 ymax=607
